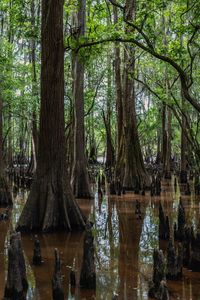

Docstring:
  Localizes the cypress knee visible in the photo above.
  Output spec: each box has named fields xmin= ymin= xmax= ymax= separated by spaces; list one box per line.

xmin=4 ymin=232 xmax=28 ymax=300
xmin=80 ymin=221 xmax=96 ymax=289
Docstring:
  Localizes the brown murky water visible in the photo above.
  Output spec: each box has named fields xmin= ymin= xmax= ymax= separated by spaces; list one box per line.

xmin=1 ymin=178 xmax=200 ymax=299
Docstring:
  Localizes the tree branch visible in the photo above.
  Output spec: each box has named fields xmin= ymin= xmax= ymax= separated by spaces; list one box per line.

xmin=74 ymin=35 xmax=200 ymax=113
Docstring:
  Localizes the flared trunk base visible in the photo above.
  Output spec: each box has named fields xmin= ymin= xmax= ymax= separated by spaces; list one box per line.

xmin=16 ymin=173 xmax=86 ymax=233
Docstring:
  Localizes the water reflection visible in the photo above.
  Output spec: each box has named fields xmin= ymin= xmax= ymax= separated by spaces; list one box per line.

xmin=0 ymin=221 xmax=8 ymax=299
xmin=1 ymin=181 xmax=200 ymax=299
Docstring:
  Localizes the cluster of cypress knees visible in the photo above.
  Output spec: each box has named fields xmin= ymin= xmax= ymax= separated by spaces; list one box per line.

xmin=3 ymin=170 xmax=200 ymax=300
xmin=111 ymin=174 xmax=161 ymax=197
xmin=3 ymin=221 xmax=96 ymax=300
xmin=149 ymin=199 xmax=200 ymax=300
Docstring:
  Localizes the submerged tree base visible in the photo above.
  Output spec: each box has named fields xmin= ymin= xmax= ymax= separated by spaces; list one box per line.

xmin=16 ymin=172 xmax=86 ymax=232
xmin=0 ymin=175 xmax=12 ymax=207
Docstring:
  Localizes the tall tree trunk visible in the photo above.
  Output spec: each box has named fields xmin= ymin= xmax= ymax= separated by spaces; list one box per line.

xmin=122 ymin=0 xmax=149 ymax=189
xmin=30 ymin=0 xmax=39 ymax=173
xmin=17 ymin=0 xmax=85 ymax=232
xmin=161 ymin=8 xmax=172 ymax=179
xmin=71 ymin=0 xmax=91 ymax=199
xmin=105 ymin=55 xmax=115 ymax=168
xmin=0 ymin=97 xmax=12 ymax=206
xmin=113 ymin=6 xmax=124 ymax=180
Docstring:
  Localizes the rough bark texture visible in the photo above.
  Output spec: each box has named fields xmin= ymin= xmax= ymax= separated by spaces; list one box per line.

xmin=71 ymin=0 xmax=91 ymax=199
xmin=16 ymin=0 xmax=85 ymax=232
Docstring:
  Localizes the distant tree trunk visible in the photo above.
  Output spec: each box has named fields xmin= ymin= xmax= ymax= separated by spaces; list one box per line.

xmin=7 ymin=107 xmax=13 ymax=167
xmin=0 ymin=96 xmax=12 ymax=206
xmin=71 ymin=0 xmax=91 ymax=199
xmin=180 ymin=99 xmax=188 ymax=183
xmin=105 ymin=55 xmax=115 ymax=168
xmin=122 ymin=0 xmax=149 ymax=189
xmin=161 ymin=103 xmax=165 ymax=163
xmin=161 ymin=11 xmax=172 ymax=179
xmin=88 ymin=107 xmax=97 ymax=164
xmin=103 ymin=112 xmax=115 ymax=168
xmin=66 ymin=112 xmax=74 ymax=175
xmin=156 ymin=108 xmax=162 ymax=164
xmin=17 ymin=0 xmax=85 ymax=232
xmin=29 ymin=0 xmax=38 ymax=174
xmin=31 ymin=111 xmax=38 ymax=171
xmin=113 ymin=6 xmax=124 ymax=179
xmin=162 ymin=105 xmax=172 ymax=179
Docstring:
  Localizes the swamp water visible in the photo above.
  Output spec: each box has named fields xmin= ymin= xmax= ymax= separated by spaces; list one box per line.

xmin=0 ymin=179 xmax=200 ymax=299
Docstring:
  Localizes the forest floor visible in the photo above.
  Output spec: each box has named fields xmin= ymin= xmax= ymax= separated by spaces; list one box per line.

xmin=0 ymin=177 xmax=200 ymax=299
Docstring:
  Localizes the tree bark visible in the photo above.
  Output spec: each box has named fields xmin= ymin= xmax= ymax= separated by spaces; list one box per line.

xmin=29 ymin=0 xmax=39 ymax=174
xmin=0 ymin=96 xmax=12 ymax=206
xmin=162 ymin=105 xmax=172 ymax=178
xmin=105 ymin=56 xmax=115 ymax=168
xmin=180 ymin=98 xmax=188 ymax=183
xmin=103 ymin=112 xmax=115 ymax=168
xmin=16 ymin=0 xmax=85 ymax=232
xmin=71 ymin=0 xmax=91 ymax=199
xmin=122 ymin=0 xmax=149 ymax=189
xmin=113 ymin=7 xmax=124 ymax=180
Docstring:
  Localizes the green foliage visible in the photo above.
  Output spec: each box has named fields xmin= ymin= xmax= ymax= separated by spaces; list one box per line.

xmin=1 ymin=0 xmax=200 ymax=163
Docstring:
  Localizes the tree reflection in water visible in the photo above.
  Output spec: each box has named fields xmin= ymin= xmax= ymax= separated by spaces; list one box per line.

xmin=1 ymin=182 xmax=200 ymax=299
